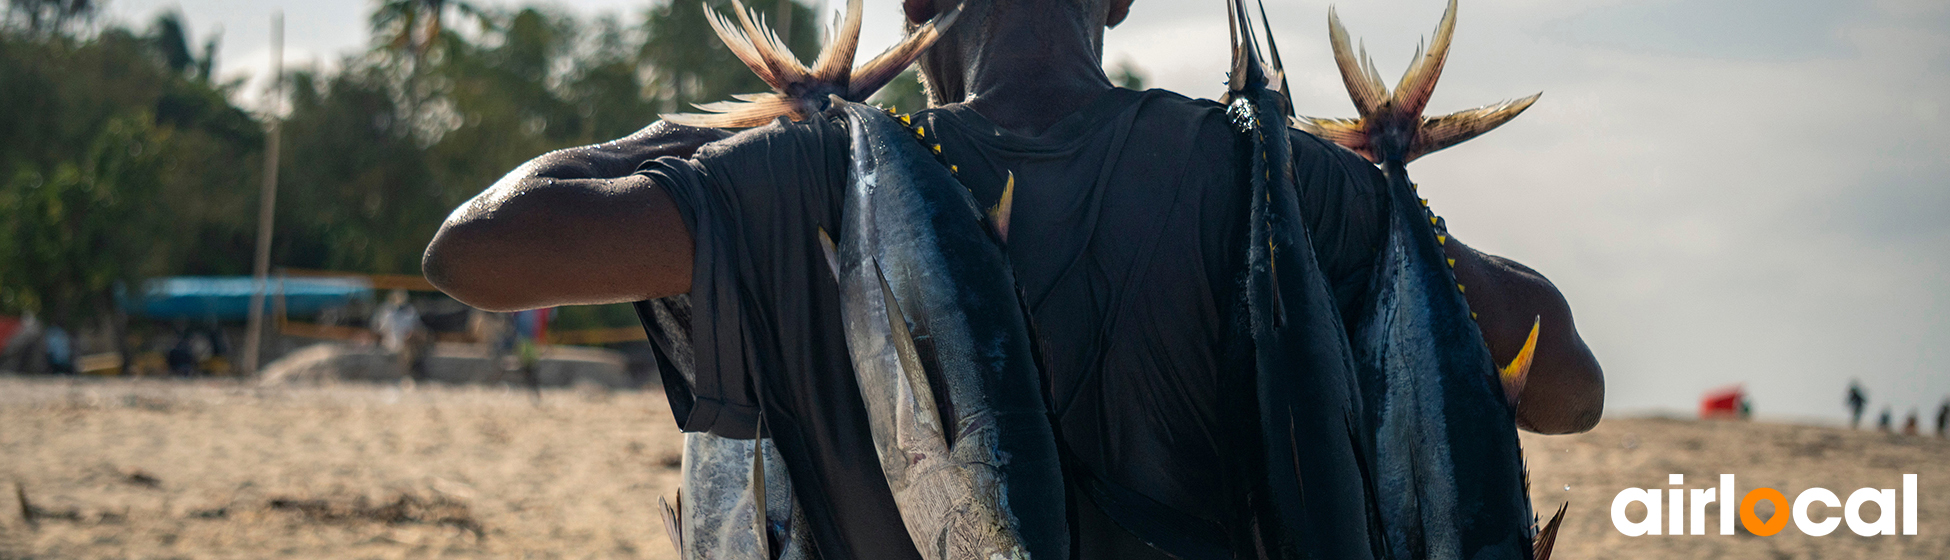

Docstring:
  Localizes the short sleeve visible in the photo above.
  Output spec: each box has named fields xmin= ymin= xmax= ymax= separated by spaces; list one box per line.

xmin=634 ymin=116 xmax=849 ymax=438
xmin=1288 ymin=129 xmax=1392 ymax=317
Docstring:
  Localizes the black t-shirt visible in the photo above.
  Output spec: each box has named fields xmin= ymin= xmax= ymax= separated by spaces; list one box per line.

xmin=637 ymin=87 xmax=1390 ymax=560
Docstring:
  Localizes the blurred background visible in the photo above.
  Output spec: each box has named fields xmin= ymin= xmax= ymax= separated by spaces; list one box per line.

xmin=0 ymin=0 xmax=1945 ymax=558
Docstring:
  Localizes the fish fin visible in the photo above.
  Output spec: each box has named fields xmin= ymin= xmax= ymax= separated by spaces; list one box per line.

xmin=1254 ymin=0 xmax=1293 ymax=112
xmin=752 ymin=419 xmax=770 ymax=560
xmin=1289 ymin=115 xmax=1378 ymax=162
xmin=1500 ymin=316 xmax=1541 ymax=407
xmin=662 ymin=93 xmax=801 ymax=129
xmin=1533 ymin=503 xmax=1568 ymax=560
xmin=810 ymin=0 xmax=863 ymax=85
xmin=1406 ymin=93 xmax=1539 ymax=162
xmin=816 ymin=227 xmax=841 ymax=284
xmin=1327 ymin=7 xmax=1386 ymax=116
xmin=729 ymin=0 xmax=809 ymax=86
xmin=704 ymin=4 xmax=780 ymax=87
xmin=668 ymin=1 xmax=815 ymax=126
xmin=1225 ymin=0 xmax=1246 ymax=94
xmin=1391 ymin=0 xmax=1457 ymax=120
xmin=660 ymin=491 xmax=684 ymax=554
xmin=874 ymin=260 xmax=943 ymax=436
xmin=987 ymin=172 xmax=1015 ymax=243
xmin=848 ymin=4 xmax=960 ymax=101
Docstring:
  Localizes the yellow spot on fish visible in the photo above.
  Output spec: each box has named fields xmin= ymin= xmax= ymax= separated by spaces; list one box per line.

xmin=950 ymin=165 xmax=959 ymax=173
xmin=1429 ymin=216 xmax=1439 ymax=226
xmin=1420 ymin=198 xmax=1429 ymax=206
xmin=1457 ymin=284 xmax=1467 ymax=293
xmin=1447 ymin=258 xmax=1456 ymax=268
xmin=1437 ymin=234 xmax=1447 ymax=244
xmin=898 ymin=114 xmax=911 ymax=125
xmin=931 ymin=144 xmax=942 ymax=154
xmin=915 ymin=126 xmax=925 ymax=136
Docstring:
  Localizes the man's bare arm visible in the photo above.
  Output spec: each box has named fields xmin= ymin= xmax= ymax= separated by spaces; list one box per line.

xmin=422 ymin=122 xmax=730 ymax=311
xmin=1446 ymin=239 xmax=1605 ymax=434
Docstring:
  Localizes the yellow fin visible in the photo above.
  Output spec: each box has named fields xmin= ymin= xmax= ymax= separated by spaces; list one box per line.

xmin=987 ymin=172 xmax=1016 ymax=243
xmin=1499 ymin=316 xmax=1541 ymax=407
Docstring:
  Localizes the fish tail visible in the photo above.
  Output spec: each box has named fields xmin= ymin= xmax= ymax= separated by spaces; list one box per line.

xmin=1297 ymin=0 xmax=1539 ymax=164
xmin=1406 ymin=93 xmax=1539 ymax=162
xmin=666 ymin=0 xmax=961 ymax=127
xmin=847 ymin=4 xmax=960 ymax=101
xmin=1390 ymin=0 xmax=1458 ymax=122
xmin=1327 ymin=7 xmax=1386 ymax=117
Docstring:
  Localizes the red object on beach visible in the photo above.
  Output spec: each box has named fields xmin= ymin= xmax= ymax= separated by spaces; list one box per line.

xmin=0 ymin=315 xmax=20 ymax=349
xmin=1701 ymin=385 xmax=1746 ymax=419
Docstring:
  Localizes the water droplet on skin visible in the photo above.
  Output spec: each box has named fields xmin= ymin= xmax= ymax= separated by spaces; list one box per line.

xmin=1563 ymin=485 xmax=1571 ymax=492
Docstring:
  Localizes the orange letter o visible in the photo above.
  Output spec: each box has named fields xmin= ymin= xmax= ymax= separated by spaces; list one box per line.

xmin=1741 ymin=488 xmax=1790 ymax=536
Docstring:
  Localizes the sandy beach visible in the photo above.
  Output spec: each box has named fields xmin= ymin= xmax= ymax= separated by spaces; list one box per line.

xmin=1 ymin=376 xmax=1943 ymax=559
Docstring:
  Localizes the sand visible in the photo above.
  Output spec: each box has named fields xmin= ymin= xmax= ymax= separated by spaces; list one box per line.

xmin=1 ymin=376 xmax=1944 ymax=559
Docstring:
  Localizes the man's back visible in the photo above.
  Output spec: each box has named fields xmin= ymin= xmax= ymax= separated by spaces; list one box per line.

xmin=636 ymin=86 xmax=1388 ymax=558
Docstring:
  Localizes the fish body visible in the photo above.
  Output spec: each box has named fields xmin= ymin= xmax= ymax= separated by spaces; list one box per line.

xmin=1221 ymin=1 xmax=1385 ymax=558
xmin=637 ymin=296 xmax=814 ymax=560
xmin=1350 ymin=162 xmax=1536 ymax=560
xmin=677 ymin=433 xmax=814 ymax=560
xmin=825 ymin=101 xmax=1067 ymax=560
xmin=1289 ymin=2 xmax=1555 ymax=558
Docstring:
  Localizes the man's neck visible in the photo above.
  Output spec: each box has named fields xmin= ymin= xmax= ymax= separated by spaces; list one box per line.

xmin=939 ymin=3 xmax=1116 ymax=137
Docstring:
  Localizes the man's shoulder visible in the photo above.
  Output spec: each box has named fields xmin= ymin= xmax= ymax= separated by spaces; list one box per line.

xmin=689 ymin=113 xmax=847 ymax=163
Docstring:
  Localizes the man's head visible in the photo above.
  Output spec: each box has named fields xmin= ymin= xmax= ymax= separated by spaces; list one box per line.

xmin=904 ymin=0 xmax=1136 ymax=106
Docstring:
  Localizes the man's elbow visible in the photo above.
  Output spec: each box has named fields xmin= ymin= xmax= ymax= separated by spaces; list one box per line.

xmin=423 ymin=220 xmax=530 ymax=312
xmin=1518 ymin=354 xmax=1605 ymax=434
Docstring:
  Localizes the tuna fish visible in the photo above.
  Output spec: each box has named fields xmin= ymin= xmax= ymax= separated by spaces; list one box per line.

xmin=1221 ymin=1 xmax=1388 ymax=557
xmin=666 ymin=2 xmax=1069 ymax=558
xmin=818 ymin=102 xmax=1066 ymax=560
xmin=1287 ymin=1 xmax=1567 ymax=559
xmin=637 ymin=296 xmax=815 ymax=560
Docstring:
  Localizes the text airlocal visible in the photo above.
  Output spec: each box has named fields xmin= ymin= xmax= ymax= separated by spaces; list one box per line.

xmin=1612 ymin=474 xmax=1918 ymax=537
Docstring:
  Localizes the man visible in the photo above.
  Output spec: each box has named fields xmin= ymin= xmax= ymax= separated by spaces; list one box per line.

xmin=1848 ymin=379 xmax=1867 ymax=428
xmin=424 ymin=0 xmax=1603 ymax=557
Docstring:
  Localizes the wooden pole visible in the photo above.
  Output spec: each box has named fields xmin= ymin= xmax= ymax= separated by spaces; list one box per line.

xmin=242 ymin=12 xmax=283 ymax=376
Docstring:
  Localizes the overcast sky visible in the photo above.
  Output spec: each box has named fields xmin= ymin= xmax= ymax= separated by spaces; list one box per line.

xmin=101 ymin=0 xmax=1950 ymax=423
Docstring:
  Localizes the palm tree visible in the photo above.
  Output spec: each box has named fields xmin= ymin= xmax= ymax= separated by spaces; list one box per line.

xmin=370 ymin=0 xmax=491 ymax=59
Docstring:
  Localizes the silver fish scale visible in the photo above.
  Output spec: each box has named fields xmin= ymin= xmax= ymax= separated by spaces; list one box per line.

xmin=645 ymin=296 xmax=814 ymax=560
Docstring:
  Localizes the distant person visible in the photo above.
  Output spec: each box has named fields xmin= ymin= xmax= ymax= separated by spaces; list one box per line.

xmin=372 ymin=289 xmax=428 ymax=381
xmin=511 ymin=308 xmax=550 ymax=397
xmin=0 ymin=312 xmax=42 ymax=372
xmin=1937 ymin=401 xmax=1948 ymax=438
xmin=1877 ymin=407 xmax=1893 ymax=433
xmin=1901 ymin=410 xmax=1919 ymax=436
xmin=1847 ymin=381 xmax=1867 ymax=428
xmin=166 ymin=324 xmax=199 ymax=376
xmin=467 ymin=309 xmax=513 ymax=381
xmin=43 ymin=325 xmax=74 ymax=375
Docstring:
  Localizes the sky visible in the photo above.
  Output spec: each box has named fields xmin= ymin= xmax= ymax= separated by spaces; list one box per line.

xmin=100 ymin=0 xmax=1950 ymax=424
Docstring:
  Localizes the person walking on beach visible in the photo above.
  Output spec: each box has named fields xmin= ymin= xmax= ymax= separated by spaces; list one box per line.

xmin=1848 ymin=380 xmax=1867 ymax=428
xmin=1937 ymin=400 xmax=1947 ymax=438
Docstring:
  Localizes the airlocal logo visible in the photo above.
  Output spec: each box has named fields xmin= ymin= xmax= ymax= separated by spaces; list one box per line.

xmin=1612 ymin=474 xmax=1919 ymax=536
